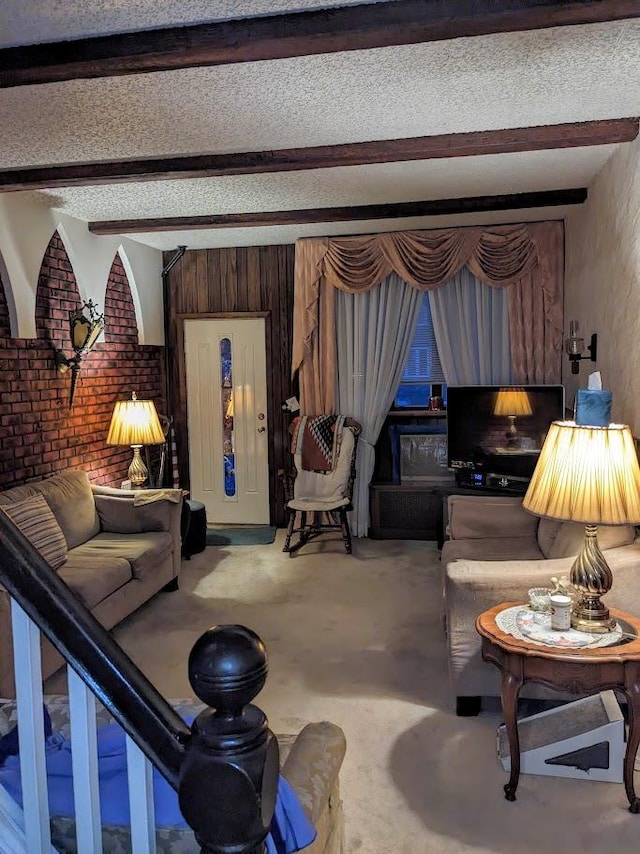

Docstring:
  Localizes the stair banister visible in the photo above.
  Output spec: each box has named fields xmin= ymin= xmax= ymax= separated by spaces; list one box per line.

xmin=0 ymin=508 xmax=189 ymax=782
xmin=181 ymin=625 xmax=279 ymax=854
xmin=0 ymin=509 xmax=280 ymax=853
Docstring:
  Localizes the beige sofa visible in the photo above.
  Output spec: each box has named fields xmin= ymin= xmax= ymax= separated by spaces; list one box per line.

xmin=441 ymin=494 xmax=640 ymax=713
xmin=0 ymin=469 xmax=183 ymax=698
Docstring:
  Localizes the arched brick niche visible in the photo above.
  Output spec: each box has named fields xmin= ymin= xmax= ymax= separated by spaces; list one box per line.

xmin=104 ymin=254 xmax=139 ymax=345
xmin=0 ymin=232 xmax=166 ymax=490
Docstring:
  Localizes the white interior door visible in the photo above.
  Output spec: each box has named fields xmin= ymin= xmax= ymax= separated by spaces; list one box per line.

xmin=184 ymin=318 xmax=269 ymax=524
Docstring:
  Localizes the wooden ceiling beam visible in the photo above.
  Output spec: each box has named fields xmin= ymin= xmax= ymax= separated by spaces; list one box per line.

xmin=88 ymin=188 xmax=587 ymax=234
xmin=0 ymin=119 xmax=635 ymax=191
xmin=2 ymin=0 xmax=639 ymax=87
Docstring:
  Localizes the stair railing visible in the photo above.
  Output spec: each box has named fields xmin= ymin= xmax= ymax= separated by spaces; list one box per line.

xmin=0 ymin=508 xmax=279 ymax=854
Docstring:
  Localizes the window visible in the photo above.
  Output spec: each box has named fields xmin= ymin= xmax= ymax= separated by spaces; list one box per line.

xmin=394 ymin=294 xmax=446 ymax=408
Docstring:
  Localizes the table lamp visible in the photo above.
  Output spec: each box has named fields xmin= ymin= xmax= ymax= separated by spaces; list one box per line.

xmin=523 ymin=420 xmax=640 ymax=632
xmin=106 ymin=392 xmax=165 ymax=487
xmin=493 ymin=388 xmax=532 ymax=446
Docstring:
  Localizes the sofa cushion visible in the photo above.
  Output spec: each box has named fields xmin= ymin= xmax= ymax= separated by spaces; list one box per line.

xmin=448 ymin=496 xmax=539 ymax=540
xmin=59 ymin=555 xmax=132 ymax=610
xmin=95 ymin=495 xmax=172 ymax=533
xmin=547 ymin=521 xmax=637 ymax=559
xmin=73 ymin=531 xmax=173 ymax=582
xmin=3 ymin=493 xmax=68 ymax=570
xmin=35 ymin=470 xmax=100 ymax=550
xmin=442 ymin=537 xmax=545 ymax=565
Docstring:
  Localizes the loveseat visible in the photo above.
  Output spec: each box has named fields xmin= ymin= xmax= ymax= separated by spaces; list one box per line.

xmin=0 ymin=469 xmax=183 ymax=698
xmin=441 ymin=494 xmax=640 ymax=712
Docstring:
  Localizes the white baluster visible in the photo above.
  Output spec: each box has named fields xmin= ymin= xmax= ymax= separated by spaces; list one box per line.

xmin=126 ymin=735 xmax=157 ymax=854
xmin=11 ymin=601 xmax=51 ymax=853
xmin=68 ymin=668 xmax=102 ymax=852
xmin=0 ymin=782 xmax=59 ymax=853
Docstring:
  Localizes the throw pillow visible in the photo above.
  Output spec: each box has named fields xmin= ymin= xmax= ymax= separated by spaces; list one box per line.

xmin=447 ymin=496 xmax=539 ymax=540
xmin=94 ymin=495 xmax=170 ymax=534
xmin=536 ymin=518 xmax=563 ymax=558
xmin=3 ymin=494 xmax=68 ymax=570
xmin=548 ymin=520 xmax=636 ymax=559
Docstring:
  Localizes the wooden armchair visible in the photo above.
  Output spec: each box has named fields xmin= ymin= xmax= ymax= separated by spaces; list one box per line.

xmin=281 ymin=418 xmax=361 ymax=556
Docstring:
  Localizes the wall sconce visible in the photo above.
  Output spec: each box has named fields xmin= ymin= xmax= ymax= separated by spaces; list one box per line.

xmin=565 ymin=320 xmax=597 ymax=374
xmin=54 ymin=300 xmax=105 ymax=408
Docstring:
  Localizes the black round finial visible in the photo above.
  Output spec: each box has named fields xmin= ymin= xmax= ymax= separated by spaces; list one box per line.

xmin=188 ymin=624 xmax=268 ymax=713
xmin=181 ymin=625 xmax=278 ymax=853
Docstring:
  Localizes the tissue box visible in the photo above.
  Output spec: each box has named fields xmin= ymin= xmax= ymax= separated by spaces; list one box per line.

xmin=576 ymin=389 xmax=612 ymax=427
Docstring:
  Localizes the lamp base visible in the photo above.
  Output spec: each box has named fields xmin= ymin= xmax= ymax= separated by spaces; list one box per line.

xmin=570 ymin=525 xmax=616 ymax=634
xmin=505 ymin=416 xmax=519 ymax=447
xmin=571 ymin=604 xmax=616 ymax=634
xmin=128 ymin=445 xmax=148 ymax=488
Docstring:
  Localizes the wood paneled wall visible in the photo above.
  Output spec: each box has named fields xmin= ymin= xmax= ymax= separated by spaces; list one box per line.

xmin=164 ymin=245 xmax=296 ymax=526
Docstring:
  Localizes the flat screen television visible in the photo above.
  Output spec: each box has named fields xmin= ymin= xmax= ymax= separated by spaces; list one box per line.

xmin=446 ymin=384 xmax=565 ymax=492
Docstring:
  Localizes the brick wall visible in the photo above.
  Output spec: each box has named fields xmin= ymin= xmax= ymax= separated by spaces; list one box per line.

xmin=0 ymin=233 xmax=166 ymax=489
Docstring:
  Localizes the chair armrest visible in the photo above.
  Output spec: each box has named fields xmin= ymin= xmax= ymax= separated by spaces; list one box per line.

xmin=280 ymin=721 xmax=346 ymax=827
xmin=446 ymin=494 xmax=539 ymax=541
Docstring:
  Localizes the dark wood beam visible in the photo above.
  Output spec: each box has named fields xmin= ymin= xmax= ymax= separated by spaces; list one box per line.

xmin=2 ymin=1 xmax=639 ymax=87
xmin=0 ymin=119 xmax=635 ymax=192
xmin=88 ymin=188 xmax=587 ymax=234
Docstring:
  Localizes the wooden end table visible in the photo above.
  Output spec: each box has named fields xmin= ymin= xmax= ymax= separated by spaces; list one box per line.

xmin=476 ymin=602 xmax=640 ymax=812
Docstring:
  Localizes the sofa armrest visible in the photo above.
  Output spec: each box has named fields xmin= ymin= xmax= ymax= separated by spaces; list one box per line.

xmin=91 ymin=486 xmax=183 ymax=579
xmin=446 ymin=494 xmax=539 ymax=541
xmin=280 ymin=721 xmax=346 ymax=829
xmin=445 ymin=555 xmax=575 ymax=611
xmin=444 ymin=556 xmax=574 ymax=700
xmin=445 ymin=555 xmax=574 ymax=643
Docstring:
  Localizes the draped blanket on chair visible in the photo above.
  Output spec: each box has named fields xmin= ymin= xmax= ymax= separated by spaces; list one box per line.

xmin=291 ymin=415 xmax=346 ymax=472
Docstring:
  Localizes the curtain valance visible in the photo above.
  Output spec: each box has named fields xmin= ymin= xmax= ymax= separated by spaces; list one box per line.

xmin=322 ymin=225 xmax=539 ymax=292
xmin=292 ymin=221 xmax=563 ymax=413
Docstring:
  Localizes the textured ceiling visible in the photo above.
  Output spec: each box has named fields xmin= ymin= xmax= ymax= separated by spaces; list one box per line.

xmin=0 ymin=0 xmax=380 ymax=47
xmin=1 ymin=4 xmax=639 ymax=250
xmin=37 ymin=147 xmax=617 ymax=219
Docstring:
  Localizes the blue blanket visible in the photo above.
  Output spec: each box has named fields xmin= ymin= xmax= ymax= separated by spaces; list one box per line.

xmin=0 ymin=717 xmax=315 ymax=854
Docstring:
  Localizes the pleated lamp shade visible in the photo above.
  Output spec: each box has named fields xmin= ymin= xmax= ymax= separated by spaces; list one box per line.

xmin=523 ymin=420 xmax=640 ymax=525
xmin=106 ymin=393 xmax=165 ymax=447
xmin=493 ymin=388 xmax=533 ymax=417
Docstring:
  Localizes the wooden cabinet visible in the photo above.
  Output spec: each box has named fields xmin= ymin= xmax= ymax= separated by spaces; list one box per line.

xmin=370 ymin=409 xmax=531 ymax=542
xmin=370 ymin=409 xmax=453 ymax=541
xmin=369 ymin=481 xmax=454 ymax=541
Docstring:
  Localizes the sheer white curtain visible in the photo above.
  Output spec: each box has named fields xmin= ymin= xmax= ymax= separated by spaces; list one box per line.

xmin=428 ymin=266 xmax=513 ymax=384
xmin=336 ymin=273 xmax=423 ymax=537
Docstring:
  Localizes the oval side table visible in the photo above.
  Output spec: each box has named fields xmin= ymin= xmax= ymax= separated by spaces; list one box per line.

xmin=476 ymin=602 xmax=640 ymax=812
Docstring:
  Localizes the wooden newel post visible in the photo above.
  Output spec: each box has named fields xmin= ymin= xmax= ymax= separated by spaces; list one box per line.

xmin=178 ymin=625 xmax=280 ymax=854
